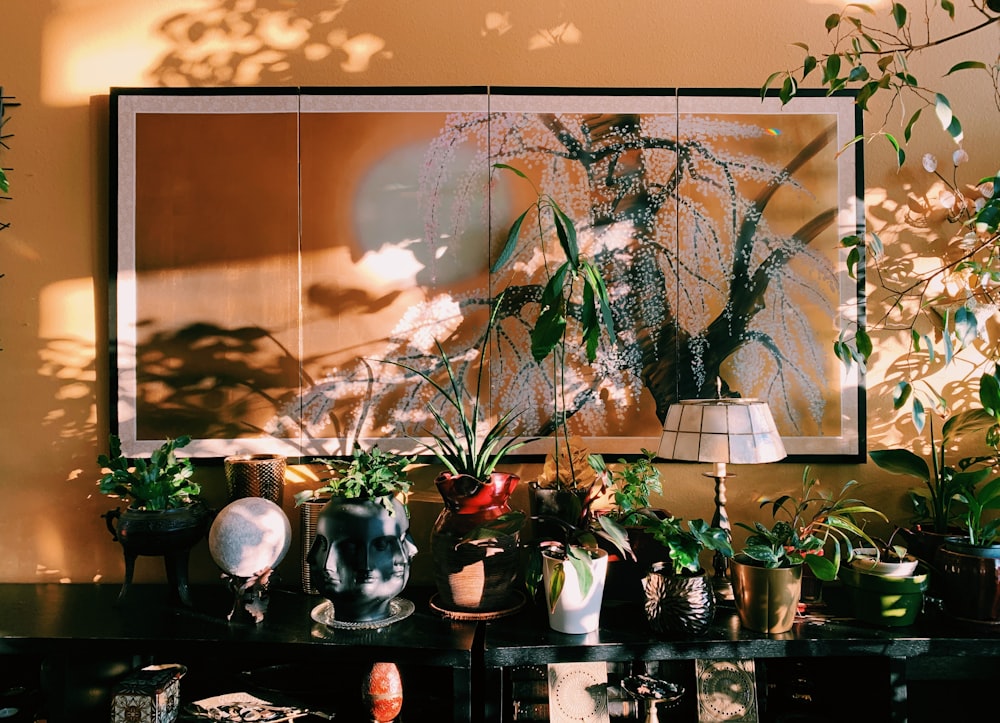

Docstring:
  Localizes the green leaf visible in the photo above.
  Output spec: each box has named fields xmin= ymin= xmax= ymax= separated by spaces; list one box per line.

xmin=822 ymin=55 xmax=842 ymax=85
xmin=893 ymin=381 xmax=912 ymax=409
xmin=885 ymin=134 xmax=905 ymax=168
xmin=761 ymin=71 xmax=784 ymax=99
xmin=824 ymin=13 xmax=841 ymax=31
xmin=531 ymin=265 xmax=570 ymax=363
xmin=805 ymin=552 xmax=837 ymax=581
xmin=870 ymin=448 xmax=930 ymax=481
xmin=954 ymin=306 xmax=978 ymax=348
xmin=891 ymin=2 xmax=907 ymax=28
xmin=566 ymin=546 xmax=595 ymax=598
xmin=803 ymin=55 xmax=817 ymax=78
xmin=848 ymin=64 xmax=870 ymax=82
xmin=912 ymin=397 xmax=926 ymax=433
xmin=846 ymin=246 xmax=860 ymax=279
xmin=855 ymin=327 xmax=872 ymax=361
xmin=941 ymin=0 xmax=955 ymax=18
xmin=945 ymin=61 xmax=988 ymax=75
xmin=935 ymin=94 xmax=964 ymax=141
xmin=779 ymin=76 xmax=797 ymax=105
xmin=491 ymin=208 xmax=529 ymax=273
xmin=551 ymin=200 xmax=579 ymax=268
xmin=547 ymin=561 xmax=565 ymax=612
xmin=903 ymin=108 xmax=922 ymax=143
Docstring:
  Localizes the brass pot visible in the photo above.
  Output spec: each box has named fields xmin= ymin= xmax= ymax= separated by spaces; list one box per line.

xmin=730 ymin=556 xmax=802 ymax=634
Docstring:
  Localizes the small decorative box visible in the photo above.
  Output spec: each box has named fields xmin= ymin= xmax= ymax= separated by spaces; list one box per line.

xmin=111 ymin=664 xmax=186 ymax=723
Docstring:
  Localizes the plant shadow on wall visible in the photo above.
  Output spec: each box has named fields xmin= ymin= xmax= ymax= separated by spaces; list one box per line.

xmin=273 ymin=101 xmax=851 ymax=452
xmin=145 ymin=0 xmax=393 ymax=85
xmin=766 ymin=1 xmax=1000 ymax=436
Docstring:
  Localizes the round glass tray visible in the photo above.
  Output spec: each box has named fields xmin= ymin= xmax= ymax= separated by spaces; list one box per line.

xmin=310 ymin=597 xmax=414 ymax=630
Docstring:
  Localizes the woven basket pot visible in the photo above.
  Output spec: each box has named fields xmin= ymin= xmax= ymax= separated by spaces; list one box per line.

xmin=430 ymin=472 xmax=521 ymax=613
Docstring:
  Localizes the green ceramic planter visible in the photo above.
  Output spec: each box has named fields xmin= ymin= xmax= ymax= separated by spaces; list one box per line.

xmin=839 ymin=563 xmax=929 ymax=627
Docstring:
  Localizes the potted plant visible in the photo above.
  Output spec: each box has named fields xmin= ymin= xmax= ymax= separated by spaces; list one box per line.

xmin=840 ymin=523 xmax=929 ymax=628
xmin=638 ymin=515 xmax=732 ymax=636
xmin=98 ymin=434 xmax=210 ymax=606
xmin=848 ymin=527 xmax=920 ymax=577
xmin=936 ymin=476 xmax=1000 ymax=624
xmin=383 ymin=294 xmax=530 ymax=615
xmin=491 ymin=164 xmax=617 ymax=526
xmin=731 ymin=467 xmax=885 ymax=633
xmin=869 ymin=371 xmax=999 ymax=562
xmin=525 ymin=448 xmax=633 ymax=634
xmin=295 ymin=444 xmax=419 ymax=624
xmin=581 ymin=449 xmax=669 ymax=602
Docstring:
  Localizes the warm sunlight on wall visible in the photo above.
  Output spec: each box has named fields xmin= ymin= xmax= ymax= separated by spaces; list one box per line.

xmin=41 ymin=0 xmax=212 ymax=106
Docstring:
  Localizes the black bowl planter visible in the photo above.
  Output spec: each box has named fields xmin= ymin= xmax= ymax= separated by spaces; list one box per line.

xmin=104 ymin=500 xmax=212 ymax=607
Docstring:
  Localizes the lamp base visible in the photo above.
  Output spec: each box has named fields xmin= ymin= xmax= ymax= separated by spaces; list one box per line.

xmin=712 ymin=570 xmax=734 ymax=603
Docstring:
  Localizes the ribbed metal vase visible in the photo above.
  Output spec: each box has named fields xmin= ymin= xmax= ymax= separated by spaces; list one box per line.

xmin=642 ymin=562 xmax=716 ymax=636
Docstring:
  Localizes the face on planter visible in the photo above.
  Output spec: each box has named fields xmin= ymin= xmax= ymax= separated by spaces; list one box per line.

xmin=308 ymin=498 xmax=417 ymax=621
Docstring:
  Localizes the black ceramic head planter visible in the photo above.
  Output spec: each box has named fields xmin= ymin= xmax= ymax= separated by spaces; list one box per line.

xmin=307 ymin=496 xmax=417 ymax=622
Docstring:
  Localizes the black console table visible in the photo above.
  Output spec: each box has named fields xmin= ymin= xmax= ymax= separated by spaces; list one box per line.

xmin=3 ymin=583 xmax=1000 ymax=722
xmin=0 ymin=583 xmax=476 ymax=722
xmin=482 ymin=592 xmax=1000 ymax=722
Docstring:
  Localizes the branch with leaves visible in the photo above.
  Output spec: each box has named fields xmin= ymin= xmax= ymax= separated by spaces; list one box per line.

xmin=767 ymin=2 xmax=1000 ymax=431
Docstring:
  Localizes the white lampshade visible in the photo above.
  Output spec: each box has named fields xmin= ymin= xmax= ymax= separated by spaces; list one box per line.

xmin=657 ymin=398 xmax=786 ymax=464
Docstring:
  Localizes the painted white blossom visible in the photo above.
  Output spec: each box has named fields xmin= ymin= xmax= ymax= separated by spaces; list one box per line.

xmin=922 ymin=153 xmax=938 ymax=173
xmin=953 ymin=148 xmax=969 ymax=166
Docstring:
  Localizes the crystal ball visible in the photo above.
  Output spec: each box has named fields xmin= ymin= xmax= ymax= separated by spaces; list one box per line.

xmin=209 ymin=497 xmax=292 ymax=578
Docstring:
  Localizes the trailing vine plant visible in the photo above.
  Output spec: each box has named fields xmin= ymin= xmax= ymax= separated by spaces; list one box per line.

xmin=764 ymin=1 xmax=1000 ymax=432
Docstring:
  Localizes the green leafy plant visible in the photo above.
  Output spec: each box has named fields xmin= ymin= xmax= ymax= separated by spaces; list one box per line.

xmin=763 ymin=2 xmax=1000 ymax=426
xmin=736 ymin=466 xmax=886 ymax=580
xmin=492 ymin=164 xmax=616 ymax=483
xmin=735 ymin=519 xmax=824 ymax=570
xmin=384 ymin=293 xmax=531 ymax=480
xmin=589 ymin=449 xmax=662 ymax=524
xmin=956 ymin=475 xmax=1000 ymax=546
xmin=639 ymin=515 xmax=733 ymax=576
xmin=762 ymin=1 xmax=998 ymax=165
xmin=293 ymin=444 xmax=414 ymax=515
xmin=526 ymin=451 xmax=634 ymax=610
xmin=97 ymin=435 xmax=201 ymax=511
xmin=870 ymin=368 xmax=1000 ymax=532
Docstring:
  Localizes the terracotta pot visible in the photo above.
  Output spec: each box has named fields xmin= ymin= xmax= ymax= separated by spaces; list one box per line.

xmin=642 ymin=563 xmax=716 ymax=636
xmin=936 ymin=545 xmax=1000 ymax=623
xmin=730 ymin=555 xmax=802 ymax=634
xmin=542 ymin=546 xmax=609 ymax=634
xmin=103 ymin=501 xmax=211 ymax=606
xmin=430 ymin=472 xmax=522 ymax=612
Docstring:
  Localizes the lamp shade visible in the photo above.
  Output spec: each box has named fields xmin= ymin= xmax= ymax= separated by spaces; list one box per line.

xmin=657 ymin=398 xmax=786 ymax=464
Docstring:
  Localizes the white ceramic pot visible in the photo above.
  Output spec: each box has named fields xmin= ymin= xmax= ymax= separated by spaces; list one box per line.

xmin=541 ymin=547 xmax=609 ymax=634
xmin=849 ymin=547 xmax=920 ymax=577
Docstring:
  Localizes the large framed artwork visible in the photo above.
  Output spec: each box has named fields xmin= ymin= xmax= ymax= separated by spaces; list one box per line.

xmin=111 ymin=87 xmax=863 ymax=460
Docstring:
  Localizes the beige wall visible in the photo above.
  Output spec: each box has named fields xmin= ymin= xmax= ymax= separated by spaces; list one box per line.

xmin=0 ymin=1 xmax=996 ymax=588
